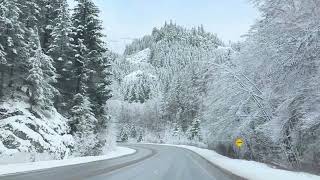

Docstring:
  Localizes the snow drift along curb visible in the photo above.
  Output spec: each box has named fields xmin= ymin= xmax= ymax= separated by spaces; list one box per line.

xmin=146 ymin=144 xmax=320 ymax=180
xmin=0 ymin=147 xmax=135 ymax=176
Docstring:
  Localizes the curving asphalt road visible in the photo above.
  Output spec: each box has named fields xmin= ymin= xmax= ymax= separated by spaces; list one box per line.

xmin=0 ymin=144 xmax=244 ymax=180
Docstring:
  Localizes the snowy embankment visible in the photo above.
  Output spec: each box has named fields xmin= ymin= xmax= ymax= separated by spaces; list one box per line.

xmin=0 ymin=146 xmax=135 ymax=176
xmin=0 ymin=98 xmax=73 ymax=159
xmin=150 ymin=144 xmax=320 ymax=180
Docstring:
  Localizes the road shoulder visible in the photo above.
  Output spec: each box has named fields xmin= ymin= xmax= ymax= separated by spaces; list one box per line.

xmin=0 ymin=146 xmax=135 ymax=176
xmin=142 ymin=143 xmax=320 ymax=180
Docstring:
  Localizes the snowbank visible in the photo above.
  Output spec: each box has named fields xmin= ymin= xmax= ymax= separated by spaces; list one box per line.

xmin=0 ymin=146 xmax=135 ymax=176
xmin=0 ymin=99 xmax=73 ymax=159
xmin=151 ymin=144 xmax=320 ymax=180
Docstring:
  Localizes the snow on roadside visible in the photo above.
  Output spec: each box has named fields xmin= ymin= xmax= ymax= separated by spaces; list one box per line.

xmin=0 ymin=99 xmax=73 ymax=158
xmin=0 ymin=146 xmax=135 ymax=176
xmin=149 ymin=144 xmax=320 ymax=180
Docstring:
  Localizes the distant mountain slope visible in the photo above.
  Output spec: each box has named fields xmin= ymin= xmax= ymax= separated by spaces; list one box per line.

xmin=126 ymin=48 xmax=151 ymax=64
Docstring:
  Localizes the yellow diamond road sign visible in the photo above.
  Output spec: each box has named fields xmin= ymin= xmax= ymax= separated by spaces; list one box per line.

xmin=235 ymin=138 xmax=244 ymax=148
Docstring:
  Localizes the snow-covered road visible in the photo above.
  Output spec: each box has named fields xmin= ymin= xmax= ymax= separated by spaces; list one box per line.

xmin=1 ymin=144 xmax=319 ymax=180
xmin=0 ymin=144 xmax=239 ymax=180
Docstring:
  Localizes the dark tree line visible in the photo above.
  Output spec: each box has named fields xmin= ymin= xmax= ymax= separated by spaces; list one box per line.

xmin=0 ymin=0 xmax=113 ymax=156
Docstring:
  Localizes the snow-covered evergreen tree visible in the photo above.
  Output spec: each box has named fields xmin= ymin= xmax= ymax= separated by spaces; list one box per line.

xmin=69 ymin=93 xmax=98 ymax=156
xmin=187 ymin=118 xmax=201 ymax=141
xmin=71 ymin=0 xmax=111 ymax=106
xmin=27 ymin=49 xmax=45 ymax=109
xmin=0 ymin=2 xmax=7 ymax=65
xmin=0 ymin=0 xmax=29 ymax=97
xmin=37 ymin=0 xmax=62 ymax=51
xmin=27 ymin=29 xmax=58 ymax=110
xmin=71 ymin=0 xmax=113 ymax=154
xmin=18 ymin=0 xmax=40 ymax=29
xmin=123 ymin=70 xmax=157 ymax=103
xmin=0 ymin=45 xmax=5 ymax=64
xmin=47 ymin=0 xmax=75 ymax=111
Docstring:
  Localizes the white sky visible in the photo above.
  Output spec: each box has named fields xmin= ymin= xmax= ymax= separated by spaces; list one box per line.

xmin=68 ymin=0 xmax=260 ymax=54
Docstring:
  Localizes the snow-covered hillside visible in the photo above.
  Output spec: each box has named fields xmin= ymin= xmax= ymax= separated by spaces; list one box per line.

xmin=111 ymin=48 xmax=159 ymax=104
xmin=125 ymin=48 xmax=154 ymax=71
xmin=123 ymin=70 xmax=156 ymax=83
xmin=0 ymin=97 xmax=73 ymax=162
xmin=126 ymin=48 xmax=151 ymax=64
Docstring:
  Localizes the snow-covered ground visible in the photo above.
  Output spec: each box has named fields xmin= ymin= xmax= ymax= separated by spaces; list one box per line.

xmin=126 ymin=48 xmax=151 ymax=64
xmin=147 ymin=144 xmax=320 ymax=180
xmin=0 ymin=146 xmax=135 ymax=176
xmin=0 ymin=98 xmax=73 ymax=158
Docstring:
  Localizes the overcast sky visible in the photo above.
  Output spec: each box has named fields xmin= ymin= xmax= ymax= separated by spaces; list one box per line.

xmin=68 ymin=0 xmax=259 ymax=54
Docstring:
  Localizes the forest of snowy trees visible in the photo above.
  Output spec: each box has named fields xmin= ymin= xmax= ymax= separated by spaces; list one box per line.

xmin=0 ymin=0 xmax=319 ymax=175
xmin=109 ymin=0 xmax=320 ymax=174
xmin=0 ymin=0 xmax=114 ymax=158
